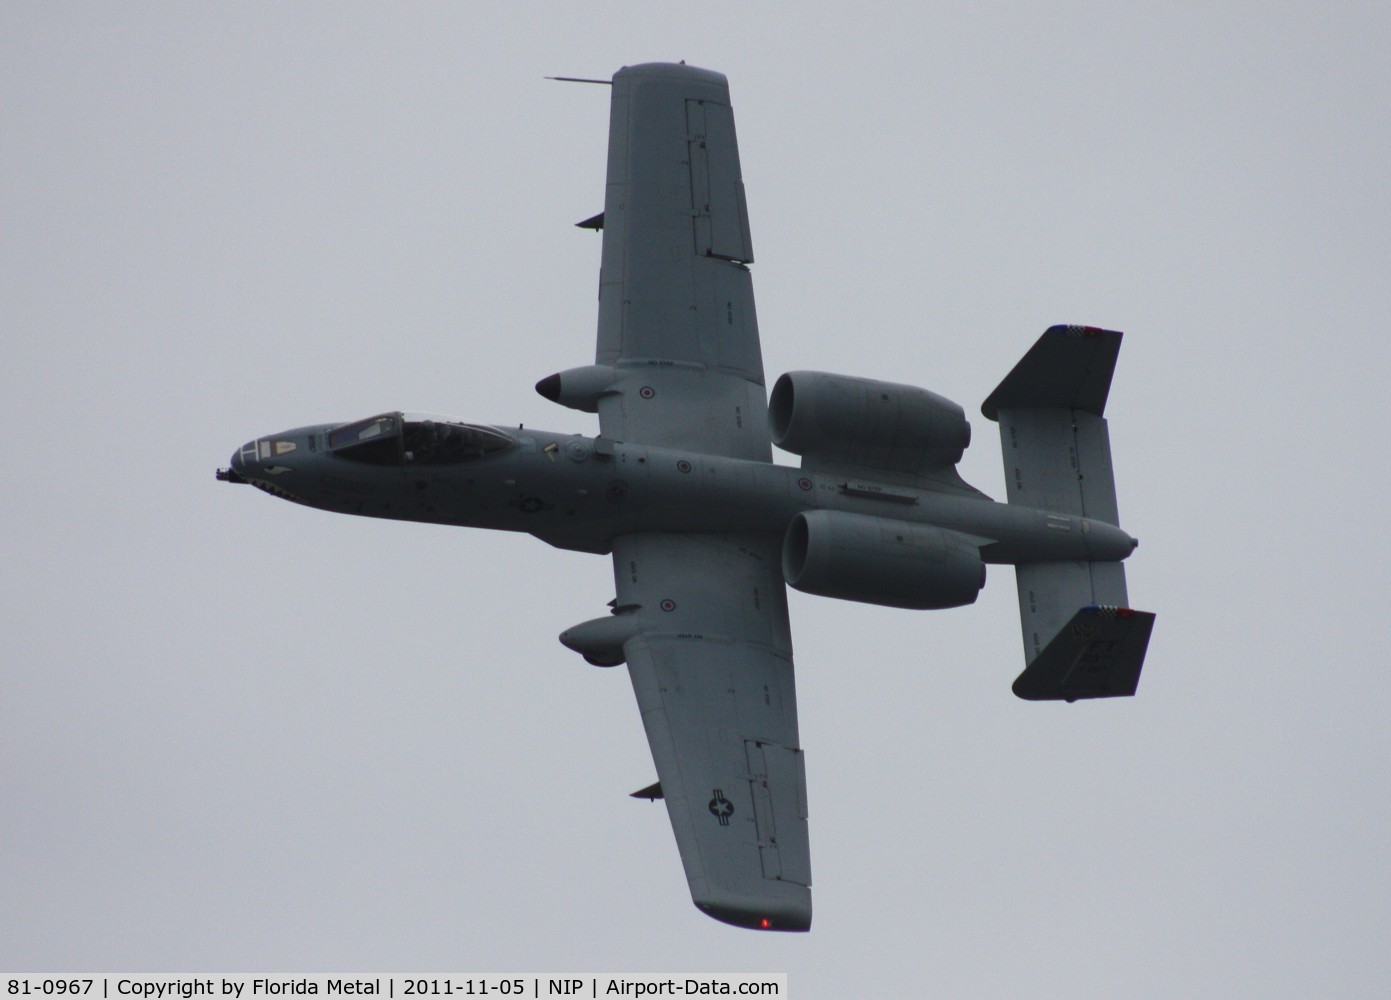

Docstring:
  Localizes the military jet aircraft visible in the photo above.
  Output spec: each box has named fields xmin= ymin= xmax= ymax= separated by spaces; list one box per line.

xmin=218 ymin=62 xmax=1154 ymax=932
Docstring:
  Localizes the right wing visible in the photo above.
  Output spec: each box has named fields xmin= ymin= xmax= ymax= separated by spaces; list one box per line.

xmin=615 ymin=532 xmax=811 ymax=931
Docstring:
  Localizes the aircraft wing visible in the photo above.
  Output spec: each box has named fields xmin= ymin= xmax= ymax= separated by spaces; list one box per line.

xmin=586 ymin=64 xmax=809 ymax=929
xmin=614 ymin=532 xmax=811 ymax=931
xmin=592 ymin=63 xmax=771 ymax=462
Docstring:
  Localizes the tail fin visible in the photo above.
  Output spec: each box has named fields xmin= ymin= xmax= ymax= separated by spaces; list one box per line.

xmin=983 ymin=326 xmax=1154 ymax=700
xmin=982 ymin=324 xmax=1124 ymax=521
xmin=1012 ymin=605 xmax=1156 ymax=701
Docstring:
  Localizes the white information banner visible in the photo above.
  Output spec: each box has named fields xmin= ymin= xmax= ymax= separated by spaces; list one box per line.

xmin=0 ymin=977 xmax=787 ymax=1000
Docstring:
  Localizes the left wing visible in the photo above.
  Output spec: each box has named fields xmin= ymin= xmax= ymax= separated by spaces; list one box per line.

xmin=615 ymin=532 xmax=811 ymax=931
xmin=592 ymin=62 xmax=770 ymax=461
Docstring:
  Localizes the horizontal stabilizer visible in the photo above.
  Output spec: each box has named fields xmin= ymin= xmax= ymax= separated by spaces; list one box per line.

xmin=576 ymin=211 xmax=604 ymax=230
xmin=1013 ymin=606 xmax=1155 ymax=701
xmin=982 ymin=326 xmax=1122 ymax=420
xmin=630 ymin=781 xmax=663 ymax=800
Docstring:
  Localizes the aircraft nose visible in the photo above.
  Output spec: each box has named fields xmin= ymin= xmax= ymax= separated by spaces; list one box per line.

xmin=216 ymin=441 xmax=257 ymax=483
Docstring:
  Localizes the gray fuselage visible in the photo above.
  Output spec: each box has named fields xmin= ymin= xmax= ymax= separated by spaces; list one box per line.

xmin=221 ymin=415 xmax=1136 ymax=566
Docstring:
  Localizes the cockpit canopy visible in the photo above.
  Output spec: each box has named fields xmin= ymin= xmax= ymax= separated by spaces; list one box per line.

xmin=328 ymin=413 xmax=515 ymax=466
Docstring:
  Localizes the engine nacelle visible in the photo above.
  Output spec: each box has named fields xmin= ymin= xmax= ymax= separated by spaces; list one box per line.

xmin=768 ymin=371 xmax=970 ymax=475
xmin=782 ymin=510 xmax=985 ymax=610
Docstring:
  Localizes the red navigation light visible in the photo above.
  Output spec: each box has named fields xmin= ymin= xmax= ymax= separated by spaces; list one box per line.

xmin=760 ymin=918 xmax=771 ymax=929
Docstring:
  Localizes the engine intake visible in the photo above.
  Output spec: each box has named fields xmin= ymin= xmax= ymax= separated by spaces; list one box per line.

xmin=769 ymin=371 xmax=970 ymax=475
xmin=782 ymin=510 xmax=985 ymax=610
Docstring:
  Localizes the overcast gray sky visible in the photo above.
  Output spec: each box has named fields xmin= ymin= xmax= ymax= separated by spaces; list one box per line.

xmin=5 ymin=3 xmax=1389 ymax=995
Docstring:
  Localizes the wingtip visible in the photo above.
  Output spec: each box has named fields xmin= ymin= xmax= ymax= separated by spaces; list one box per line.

xmin=694 ymin=893 xmax=811 ymax=932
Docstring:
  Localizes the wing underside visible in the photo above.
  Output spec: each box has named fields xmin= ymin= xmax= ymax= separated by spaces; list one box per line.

xmin=614 ymin=533 xmax=811 ymax=931
xmin=593 ymin=62 xmax=771 ymax=461
xmin=585 ymin=64 xmax=807 ymax=929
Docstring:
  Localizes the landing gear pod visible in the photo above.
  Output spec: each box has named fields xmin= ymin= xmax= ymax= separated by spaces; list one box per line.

xmin=559 ymin=613 xmax=642 ymax=666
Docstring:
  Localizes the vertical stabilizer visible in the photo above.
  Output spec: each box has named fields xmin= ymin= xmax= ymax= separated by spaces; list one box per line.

xmin=982 ymin=325 xmax=1124 ymax=522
